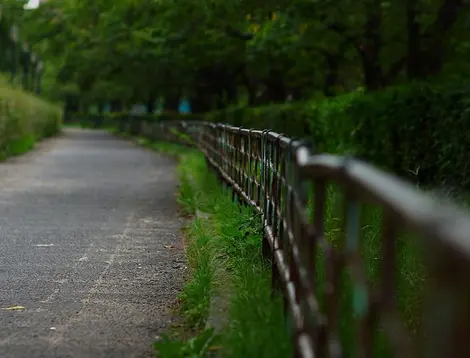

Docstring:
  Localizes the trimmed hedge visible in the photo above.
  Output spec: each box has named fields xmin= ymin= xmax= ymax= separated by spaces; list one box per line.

xmin=206 ymin=83 xmax=470 ymax=191
xmin=0 ymin=85 xmax=62 ymax=158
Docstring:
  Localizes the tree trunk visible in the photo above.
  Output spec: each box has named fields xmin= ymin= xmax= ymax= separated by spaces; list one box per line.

xmin=191 ymin=89 xmax=214 ymax=114
xmin=146 ymin=95 xmax=155 ymax=114
xmin=215 ymin=91 xmax=225 ymax=109
xmin=224 ymin=80 xmax=238 ymax=105
xmin=241 ymin=71 xmax=257 ymax=106
xmin=288 ymin=84 xmax=307 ymax=101
xmin=190 ymin=97 xmax=206 ymax=114
xmin=406 ymin=0 xmax=422 ymax=79
xmin=110 ymin=100 xmax=123 ymax=112
xmin=64 ymin=96 xmax=80 ymax=122
xmin=324 ymin=53 xmax=340 ymax=97
xmin=407 ymin=0 xmax=463 ymax=79
xmin=360 ymin=0 xmax=383 ymax=90
xmin=97 ymin=102 xmax=104 ymax=114
xmin=164 ymin=92 xmax=181 ymax=113
xmin=264 ymin=69 xmax=287 ymax=103
xmin=420 ymin=0 xmax=463 ymax=77
xmin=202 ymin=68 xmax=238 ymax=109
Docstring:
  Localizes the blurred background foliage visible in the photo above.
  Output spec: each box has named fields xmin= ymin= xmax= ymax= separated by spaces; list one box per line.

xmin=3 ymin=0 xmax=470 ymax=189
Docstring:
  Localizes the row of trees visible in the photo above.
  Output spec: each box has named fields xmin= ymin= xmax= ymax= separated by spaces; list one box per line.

xmin=14 ymin=0 xmax=470 ymax=112
xmin=0 ymin=2 xmax=44 ymax=93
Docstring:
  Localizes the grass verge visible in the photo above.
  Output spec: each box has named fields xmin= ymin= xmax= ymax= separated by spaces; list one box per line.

xmin=131 ymin=137 xmax=427 ymax=358
xmin=121 ymin=134 xmax=443 ymax=357
xmin=119 ymin=130 xmax=470 ymax=358
xmin=148 ymin=142 xmax=292 ymax=358
xmin=100 ymin=123 xmax=470 ymax=357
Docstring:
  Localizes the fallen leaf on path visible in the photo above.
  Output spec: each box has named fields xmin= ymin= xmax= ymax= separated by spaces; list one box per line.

xmin=3 ymin=306 xmax=25 ymax=311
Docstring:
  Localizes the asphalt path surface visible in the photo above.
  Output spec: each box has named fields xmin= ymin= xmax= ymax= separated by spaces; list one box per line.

xmin=0 ymin=129 xmax=185 ymax=357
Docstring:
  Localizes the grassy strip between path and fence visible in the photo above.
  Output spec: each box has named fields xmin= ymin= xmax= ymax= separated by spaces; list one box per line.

xmin=95 ymin=118 xmax=470 ymax=358
xmin=133 ymin=138 xmax=291 ymax=357
xmin=128 ymin=137 xmax=429 ymax=358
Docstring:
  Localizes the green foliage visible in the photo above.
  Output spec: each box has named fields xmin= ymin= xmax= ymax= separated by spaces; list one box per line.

xmin=0 ymin=0 xmax=28 ymax=20
xmin=15 ymin=0 xmax=470 ymax=109
xmin=154 ymin=328 xmax=221 ymax=358
xmin=178 ymin=219 xmax=214 ymax=330
xmin=309 ymin=82 xmax=470 ymax=190
xmin=312 ymin=183 xmax=426 ymax=356
xmin=0 ymin=83 xmax=62 ymax=159
xmin=147 ymin=140 xmax=426 ymax=357
xmin=209 ymin=81 xmax=470 ymax=190
xmin=144 ymin=144 xmax=291 ymax=358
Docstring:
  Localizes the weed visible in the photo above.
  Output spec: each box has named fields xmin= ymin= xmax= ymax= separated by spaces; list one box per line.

xmin=155 ymin=328 xmax=222 ymax=358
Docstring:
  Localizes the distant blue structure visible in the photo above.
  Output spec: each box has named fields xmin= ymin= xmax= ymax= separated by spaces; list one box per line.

xmin=179 ymin=98 xmax=191 ymax=114
xmin=99 ymin=98 xmax=190 ymax=115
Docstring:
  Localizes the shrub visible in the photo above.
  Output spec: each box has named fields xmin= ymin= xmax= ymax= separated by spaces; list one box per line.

xmin=206 ymin=82 xmax=470 ymax=190
xmin=0 ymin=85 xmax=62 ymax=159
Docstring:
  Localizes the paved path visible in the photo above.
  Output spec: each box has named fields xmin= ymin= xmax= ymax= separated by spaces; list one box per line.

xmin=0 ymin=129 xmax=185 ymax=358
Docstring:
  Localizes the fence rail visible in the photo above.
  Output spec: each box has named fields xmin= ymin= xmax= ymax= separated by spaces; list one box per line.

xmin=84 ymin=114 xmax=470 ymax=358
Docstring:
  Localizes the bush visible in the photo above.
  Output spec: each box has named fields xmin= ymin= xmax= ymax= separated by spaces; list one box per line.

xmin=206 ymin=82 xmax=470 ymax=190
xmin=0 ymin=85 xmax=62 ymax=158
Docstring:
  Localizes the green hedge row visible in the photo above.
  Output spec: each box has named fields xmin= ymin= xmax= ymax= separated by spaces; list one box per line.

xmin=206 ymin=83 xmax=470 ymax=191
xmin=0 ymin=85 xmax=62 ymax=158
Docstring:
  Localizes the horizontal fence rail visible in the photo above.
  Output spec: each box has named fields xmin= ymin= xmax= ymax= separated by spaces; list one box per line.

xmin=81 ymin=114 xmax=470 ymax=358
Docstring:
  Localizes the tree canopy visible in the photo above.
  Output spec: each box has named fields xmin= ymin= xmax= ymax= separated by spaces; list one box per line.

xmin=12 ymin=0 xmax=470 ymax=112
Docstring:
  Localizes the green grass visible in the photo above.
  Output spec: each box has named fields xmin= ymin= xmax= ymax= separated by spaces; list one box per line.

xmin=149 ymin=145 xmax=292 ymax=358
xmin=313 ymin=184 xmax=426 ymax=357
xmin=165 ymin=149 xmax=427 ymax=357
xmin=7 ymin=135 xmax=36 ymax=156
xmin=178 ymin=219 xmax=215 ymax=329
xmin=140 ymin=138 xmax=190 ymax=159
xmin=120 ymin=131 xmax=467 ymax=358
xmin=127 ymin=137 xmax=426 ymax=357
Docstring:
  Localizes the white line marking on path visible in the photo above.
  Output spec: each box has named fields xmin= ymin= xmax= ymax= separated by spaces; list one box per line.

xmin=48 ymin=213 xmax=135 ymax=345
xmin=41 ymin=287 xmax=62 ymax=304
